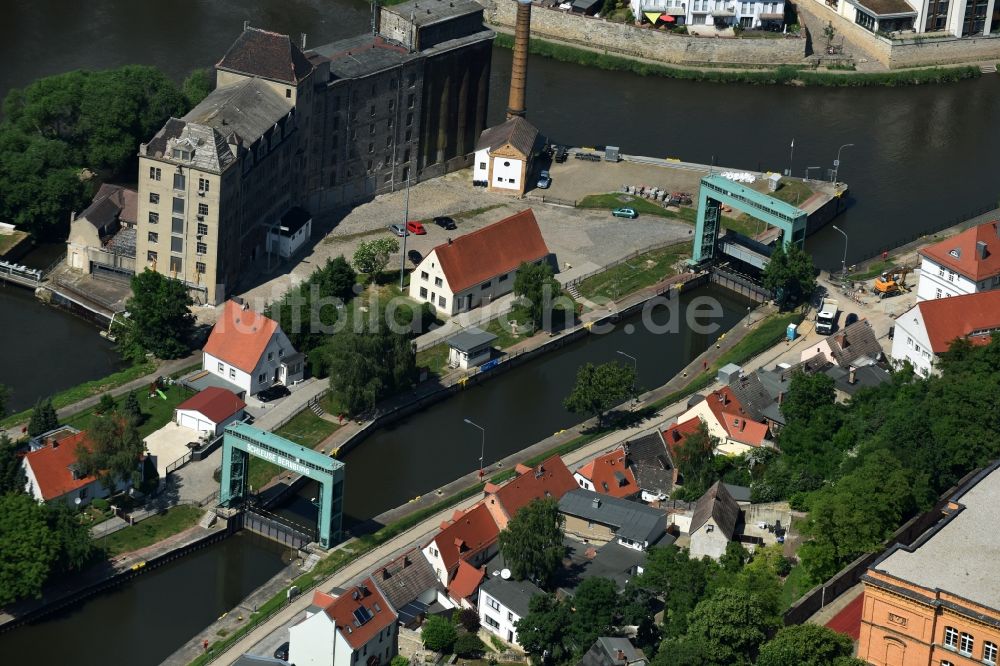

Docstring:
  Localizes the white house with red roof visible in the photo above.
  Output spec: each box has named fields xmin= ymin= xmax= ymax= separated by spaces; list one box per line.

xmin=891 ymin=290 xmax=1000 ymax=377
xmin=421 ymin=503 xmax=500 ymax=588
xmin=917 ymin=221 xmax=1000 ymax=301
xmin=174 ymin=387 xmax=246 ymax=435
xmin=289 ymin=579 xmax=398 ymax=666
xmin=482 ymin=455 xmax=579 ymax=529
xmin=573 ymin=448 xmax=640 ymax=500
xmin=678 ymin=388 xmax=771 ymax=457
xmin=406 ymin=209 xmax=550 ymax=316
xmin=22 ymin=432 xmax=130 ymax=506
xmin=202 ymin=300 xmax=304 ymax=396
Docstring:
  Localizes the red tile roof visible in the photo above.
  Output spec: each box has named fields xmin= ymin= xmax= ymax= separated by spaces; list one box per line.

xmin=448 ymin=560 xmax=486 ymax=602
xmin=23 ymin=432 xmax=98 ymax=501
xmin=176 ymin=387 xmax=246 ymax=424
xmin=703 ymin=387 xmax=769 ymax=448
xmin=203 ymin=300 xmax=279 ymax=373
xmin=489 ymin=455 xmax=578 ymax=523
xmin=216 ymin=27 xmax=315 ymax=84
xmin=309 ymin=578 xmax=396 ymax=650
xmin=920 ymin=221 xmax=1000 ymax=281
xmin=431 ymin=503 xmax=500 ymax=578
xmin=433 ymin=209 xmax=549 ymax=293
xmin=662 ymin=417 xmax=703 ymax=462
xmin=915 ymin=290 xmax=1000 ymax=353
xmin=576 ymin=449 xmax=638 ymax=499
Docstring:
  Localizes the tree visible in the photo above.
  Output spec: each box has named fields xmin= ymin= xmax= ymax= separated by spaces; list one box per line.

xmin=516 ymin=593 xmax=574 ymax=662
xmin=96 ymin=392 xmax=117 ymax=415
xmin=823 ymin=21 xmax=837 ymax=47
xmin=0 ymin=493 xmax=59 ymax=605
xmin=421 ymin=615 xmax=458 ymax=653
xmin=780 ymin=371 xmax=836 ymax=426
xmin=76 ymin=413 xmax=145 ymax=490
xmin=267 ymin=256 xmax=358 ymax=356
xmin=719 ymin=541 xmax=750 ymax=573
xmin=182 ymin=68 xmax=213 ymax=106
xmin=390 ymin=657 xmax=410 ymax=666
xmin=672 ymin=588 xmax=781 ymax=666
xmin=0 ymin=434 xmax=26 ymax=495
xmin=121 ymin=391 xmax=143 ymax=426
xmin=353 ymin=237 xmax=399 ymax=276
xmin=123 ymin=269 xmax=194 ymax=359
xmin=673 ymin=421 xmax=717 ymax=499
xmin=324 ymin=320 xmax=416 ymax=417
xmin=27 ymin=397 xmax=58 ymax=437
xmin=757 ymin=624 xmax=860 ymax=666
xmin=497 ymin=498 xmax=565 ymax=587
xmin=638 ymin=546 xmax=720 ymax=639
xmin=513 ymin=261 xmax=563 ymax=329
xmin=457 ymin=607 xmax=480 ymax=632
xmin=43 ymin=501 xmax=94 ymax=573
xmin=563 ymin=361 xmax=636 ymax=427
xmin=761 ymin=243 xmax=816 ymax=310
xmin=453 ymin=633 xmax=487 ymax=658
xmin=570 ymin=577 xmax=618 ymax=649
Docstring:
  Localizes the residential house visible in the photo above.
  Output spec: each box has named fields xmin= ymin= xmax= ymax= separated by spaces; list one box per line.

xmin=558 ymin=488 xmax=668 ymax=551
xmin=288 ymin=580 xmax=398 ymax=666
xmin=891 ymin=290 xmax=1000 ymax=377
xmin=472 ymin=116 xmax=539 ymax=195
xmin=22 ymin=431 xmax=132 ymax=507
xmin=679 ymin=387 xmax=771 ymax=456
xmin=478 ymin=574 xmax=544 ymax=646
xmin=555 ymin=537 xmax=660 ymax=595
xmin=202 ymin=300 xmax=304 ymax=396
xmin=448 ymin=560 xmax=487 ymax=609
xmin=631 ymin=0 xmax=786 ymax=29
xmin=421 ymin=503 xmax=500 ymax=588
xmin=174 ymin=387 xmax=246 ymax=436
xmin=917 ymin=221 xmax=1000 ymax=301
xmin=574 ymin=449 xmax=640 ymax=500
xmin=857 ymin=461 xmax=1000 ymax=666
xmin=688 ymin=481 xmax=741 ymax=560
xmin=482 ymin=455 xmax=578 ymax=529
xmin=579 ymin=637 xmax=648 ymax=666
xmin=66 ymin=183 xmax=138 ymax=278
xmin=266 ymin=206 xmax=313 ymax=259
xmin=407 ymin=209 xmax=551 ymax=317
xmin=723 ymin=483 xmax=752 ymax=506
xmin=371 ymin=550 xmax=446 ymax=628
xmin=801 ymin=319 xmax=884 ymax=367
xmin=622 ymin=430 xmax=677 ymax=503
xmin=824 ymin=361 xmax=892 ymax=399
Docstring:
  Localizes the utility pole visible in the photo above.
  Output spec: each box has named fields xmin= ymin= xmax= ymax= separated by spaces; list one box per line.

xmin=399 ymin=178 xmax=410 ymax=290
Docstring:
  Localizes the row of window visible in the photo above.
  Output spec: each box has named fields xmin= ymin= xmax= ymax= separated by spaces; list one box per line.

xmin=147 ymin=233 xmax=208 ymax=255
xmin=942 ymin=626 xmax=996 ymax=662
xmin=418 ymin=287 xmax=447 ymax=310
xmin=146 ymin=252 xmax=205 ymax=272
xmin=148 ymin=167 xmax=211 ymax=193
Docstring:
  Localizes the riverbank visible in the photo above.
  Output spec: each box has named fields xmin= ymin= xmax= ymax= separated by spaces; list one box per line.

xmin=491 ymin=32 xmax=982 ymax=86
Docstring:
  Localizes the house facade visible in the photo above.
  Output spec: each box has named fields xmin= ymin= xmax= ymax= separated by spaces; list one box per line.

xmin=482 ymin=455 xmax=578 ymax=529
xmin=478 ymin=575 xmax=544 ymax=646
xmin=631 ymin=0 xmax=786 ymax=28
xmin=421 ymin=503 xmax=500 ymax=587
xmin=22 ymin=431 xmax=132 ymax=507
xmin=806 ymin=0 xmax=1000 ymax=37
xmin=472 ymin=117 xmax=539 ymax=196
xmin=267 ymin=206 xmax=313 ymax=259
xmin=558 ymin=489 xmax=668 ymax=551
xmin=66 ymin=183 xmax=138 ymax=279
xmin=679 ymin=387 xmax=770 ymax=456
xmin=917 ymin=221 xmax=1000 ymax=301
xmin=688 ymin=481 xmax=741 ymax=560
xmin=573 ymin=448 xmax=640 ymax=500
xmin=202 ymin=300 xmax=304 ymax=396
xmin=407 ymin=209 xmax=550 ymax=317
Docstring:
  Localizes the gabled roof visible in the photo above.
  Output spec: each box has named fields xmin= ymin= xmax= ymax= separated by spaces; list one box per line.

xmin=486 ymin=455 xmax=578 ymax=521
xmin=476 ymin=116 xmax=539 ymax=157
xmin=827 ymin=319 xmax=883 ymax=367
xmin=431 ymin=209 xmax=550 ymax=293
xmin=558 ymin=489 xmax=667 ymax=544
xmin=920 ymin=221 xmax=1000 ymax=282
xmin=661 ymin=416 xmax=703 ymax=463
xmin=309 ymin=579 xmax=396 ymax=650
xmin=479 ymin=575 xmax=543 ymax=618
xmin=22 ymin=432 xmax=97 ymax=501
xmin=78 ymin=183 xmax=138 ymax=231
xmin=203 ymin=301 xmax=281 ymax=374
xmin=913 ymin=290 xmax=1000 ymax=353
xmin=430 ymin=503 xmax=499 ymax=577
xmin=579 ymin=637 xmax=647 ymax=666
xmin=690 ymin=481 xmax=740 ymax=539
xmin=577 ymin=449 xmax=638 ymax=499
xmin=216 ymin=27 xmax=315 ymax=84
xmin=702 ymin=387 xmax=769 ymax=447
xmin=623 ymin=431 xmax=674 ymax=495
xmin=448 ymin=560 xmax=486 ymax=601
xmin=372 ymin=549 xmax=441 ymax=611
xmin=175 ymin=387 xmax=246 ymax=424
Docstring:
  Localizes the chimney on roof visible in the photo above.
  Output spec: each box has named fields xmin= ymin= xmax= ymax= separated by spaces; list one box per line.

xmin=52 ymin=439 xmax=59 ymax=449
xmin=849 ymin=366 xmax=857 ymax=385
xmin=836 ymin=333 xmax=846 ymax=348
xmin=616 ymin=650 xmax=626 ymax=662
xmin=243 ymin=19 xmax=250 ymax=31
xmin=301 ymin=33 xmax=307 ymax=50
xmin=447 ymin=237 xmax=453 ymax=245
xmin=592 ymin=495 xmax=601 ymax=509
xmin=977 ymin=240 xmax=988 ymax=260
xmin=777 ymin=391 xmax=783 ymax=405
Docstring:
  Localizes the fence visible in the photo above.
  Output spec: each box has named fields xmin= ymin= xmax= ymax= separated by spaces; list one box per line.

xmin=710 ymin=265 xmax=772 ymax=303
xmin=239 ymin=507 xmax=314 ymax=549
xmin=0 ymin=259 xmax=43 ymax=285
xmin=266 ymin=387 xmax=331 ymax=432
xmin=54 ymin=275 xmax=121 ymax=310
xmin=165 ymin=451 xmax=193 ymax=476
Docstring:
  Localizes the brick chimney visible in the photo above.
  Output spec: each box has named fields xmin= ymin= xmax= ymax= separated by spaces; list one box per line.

xmin=849 ymin=366 xmax=857 ymax=385
xmin=506 ymin=0 xmax=533 ymax=119
xmin=977 ymin=240 xmax=988 ymax=260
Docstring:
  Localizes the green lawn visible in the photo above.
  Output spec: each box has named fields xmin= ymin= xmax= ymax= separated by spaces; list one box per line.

xmin=416 ymin=343 xmax=451 ymax=376
xmin=780 ymin=563 xmax=814 ymax=610
xmin=576 ymin=243 xmax=689 ymax=304
xmin=715 ymin=312 xmax=803 ymax=369
xmin=247 ymin=410 xmax=340 ymax=491
xmin=485 ymin=318 xmax=533 ymax=349
xmin=578 ymin=193 xmax=679 ymax=219
xmin=761 ymin=179 xmax=814 ymax=207
xmin=63 ymin=383 xmax=194 ymax=439
xmin=101 ymin=504 xmax=203 ymax=557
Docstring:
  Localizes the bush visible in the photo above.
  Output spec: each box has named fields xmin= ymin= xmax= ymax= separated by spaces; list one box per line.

xmin=776 ymin=556 xmax=794 ymax=577
xmin=390 ymin=656 xmax=410 ymax=666
xmin=422 ymin=615 xmax=458 ymax=653
xmin=458 ymin=607 xmax=481 ymax=632
xmin=96 ymin=393 xmax=117 ymax=415
xmin=91 ymin=498 xmax=110 ymax=512
xmin=454 ymin=633 xmax=487 ymax=659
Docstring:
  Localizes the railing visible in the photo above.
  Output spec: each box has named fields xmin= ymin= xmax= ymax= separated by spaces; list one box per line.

xmin=55 ymin=275 xmax=120 ymax=309
xmin=165 ymin=451 xmax=193 ymax=476
xmin=0 ymin=260 xmax=43 ymax=284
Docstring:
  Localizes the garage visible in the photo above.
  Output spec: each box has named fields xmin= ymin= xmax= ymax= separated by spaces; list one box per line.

xmin=177 ymin=411 xmax=214 ymax=433
xmin=174 ymin=387 xmax=247 ymax=437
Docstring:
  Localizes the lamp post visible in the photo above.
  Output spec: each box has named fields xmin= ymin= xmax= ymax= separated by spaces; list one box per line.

xmin=463 ymin=418 xmax=486 ymax=478
xmin=399 ymin=179 xmax=411 ymax=290
xmin=833 ymin=143 xmax=854 ymax=184
xmin=616 ymin=350 xmax=638 ymax=401
xmin=832 ymin=225 xmax=848 ymax=279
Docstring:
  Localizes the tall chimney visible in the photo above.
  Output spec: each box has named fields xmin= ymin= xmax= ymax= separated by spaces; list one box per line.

xmin=849 ymin=366 xmax=857 ymax=385
xmin=506 ymin=0 xmax=533 ymax=119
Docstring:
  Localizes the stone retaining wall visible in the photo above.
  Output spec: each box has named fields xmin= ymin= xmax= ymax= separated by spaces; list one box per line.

xmin=485 ymin=0 xmax=806 ymax=66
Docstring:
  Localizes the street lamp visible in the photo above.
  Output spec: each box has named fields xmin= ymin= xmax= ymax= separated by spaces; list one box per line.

xmin=616 ymin=350 xmax=638 ymax=402
xmin=399 ymin=178 xmax=411 ymax=291
xmin=831 ymin=225 xmax=848 ymax=279
xmin=833 ymin=143 xmax=855 ymax=184
xmin=463 ymin=418 xmax=486 ymax=478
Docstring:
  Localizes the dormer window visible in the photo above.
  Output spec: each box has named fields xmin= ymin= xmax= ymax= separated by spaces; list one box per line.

xmin=949 ymin=248 xmax=961 ymax=259
xmin=172 ymin=148 xmax=192 ymax=161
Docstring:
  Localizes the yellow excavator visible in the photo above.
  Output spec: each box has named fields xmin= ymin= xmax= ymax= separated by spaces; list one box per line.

xmin=873 ymin=267 xmax=911 ymax=298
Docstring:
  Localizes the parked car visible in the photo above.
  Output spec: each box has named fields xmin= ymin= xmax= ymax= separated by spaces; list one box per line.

xmin=844 ymin=312 xmax=859 ymax=327
xmin=406 ymin=220 xmax=426 ymax=235
xmin=388 ymin=223 xmax=409 ymax=237
xmin=537 ymin=170 xmax=551 ymax=189
xmin=257 ymin=385 xmax=291 ymax=403
xmin=612 ymin=207 xmax=638 ymax=219
xmin=553 ymin=145 xmax=568 ymax=163
xmin=274 ymin=641 xmax=290 ymax=661
xmin=407 ymin=249 xmax=423 ymax=264
xmin=433 ymin=216 xmax=457 ymax=230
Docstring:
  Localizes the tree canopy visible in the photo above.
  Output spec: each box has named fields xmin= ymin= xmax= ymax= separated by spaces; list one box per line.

xmin=76 ymin=413 xmax=146 ymax=490
xmin=353 ymin=237 xmax=399 ymax=276
xmin=757 ymin=624 xmax=863 ymax=666
xmin=123 ymin=269 xmax=195 ymax=360
xmin=513 ymin=261 xmax=565 ymax=330
xmin=563 ymin=361 xmax=636 ymax=426
xmin=498 ymin=498 xmax=565 ymax=588
xmin=421 ymin=614 xmax=458 ymax=653
xmin=323 ymin=319 xmax=416 ymax=416
xmin=0 ymin=434 xmax=26 ymax=495
xmin=761 ymin=243 xmax=816 ymax=310
xmin=27 ymin=397 xmax=59 ymax=437
xmin=672 ymin=420 xmax=717 ymax=500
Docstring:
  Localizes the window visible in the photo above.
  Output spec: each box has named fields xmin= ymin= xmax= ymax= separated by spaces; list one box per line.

xmin=198 ymin=203 xmax=208 ymax=216
xmin=149 ymin=167 xmax=162 ymax=181
xmin=940 ymin=662 xmax=953 ymax=666
xmin=170 ymin=256 xmax=182 ymax=273
xmin=944 ymin=626 xmax=958 ymax=648
xmin=406 ymin=113 xmax=414 ymax=127
xmin=434 ymin=277 xmax=443 ymax=287
xmin=171 ymin=237 xmax=183 ymax=253
xmin=985 ymin=641 xmax=998 ymax=664
xmin=285 ymin=87 xmax=291 ymax=98
xmin=229 ymin=368 xmax=236 ymax=379
xmin=147 ymin=250 xmax=158 ymax=262
xmin=948 ymin=271 xmax=955 ymax=282
xmin=960 ymin=633 xmax=974 ymax=656
xmin=403 ymin=148 xmax=410 ymax=163
xmin=507 ymin=612 xmax=514 ymax=622
xmin=419 ymin=287 xmax=427 ymax=298
xmin=508 ymin=178 xmax=515 ymax=183
xmin=172 ymin=218 xmax=184 ymax=234
xmin=499 ymin=273 xmax=509 ymax=282
xmin=149 ymin=192 xmax=160 ymax=204
xmin=420 ymin=271 xmax=429 ymax=280
xmin=405 ymin=129 xmax=412 ymax=142
xmin=368 ymin=143 xmax=374 ymax=154
xmin=218 ymin=362 xmax=224 ymax=372
xmin=906 ymin=336 xmax=913 ymax=347
xmin=484 ymin=615 xmax=500 ymax=629
xmin=196 ymin=242 xmax=207 ymax=255
xmin=438 ymin=296 xmax=446 ymax=308
xmin=173 ymin=172 xmax=186 ymax=190
xmin=197 ymin=223 xmax=208 ymax=236
xmin=149 ymin=212 xmax=159 ymax=224
xmin=148 ymin=232 xmax=159 ymax=243
xmin=479 ymin=162 xmax=486 ymax=169
xmin=407 ymin=73 xmax=415 ymax=87
xmin=486 ymin=597 xmax=501 ymax=612
xmin=173 ymin=197 xmax=184 ymax=214
xmin=258 ymin=373 xmax=266 ymax=383
xmin=407 ymin=94 xmax=415 ymax=108
xmin=936 ymin=288 xmax=942 ymax=298
xmin=196 ymin=262 xmax=206 ymax=274
xmin=481 ymin=281 xmax=492 ymax=290
xmin=198 ymin=177 xmax=210 ymax=192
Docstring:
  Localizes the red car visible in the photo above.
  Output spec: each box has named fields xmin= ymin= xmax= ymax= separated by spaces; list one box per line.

xmin=406 ymin=220 xmax=426 ymax=235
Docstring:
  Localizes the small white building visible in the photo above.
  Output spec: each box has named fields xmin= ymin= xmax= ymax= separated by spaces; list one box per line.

xmin=22 ymin=431 xmax=132 ymax=507
xmin=688 ymin=481 xmax=741 ymax=560
xmin=917 ymin=221 xmax=1000 ymax=301
xmin=174 ymin=387 xmax=246 ymax=436
xmin=407 ymin=209 xmax=550 ymax=317
xmin=472 ymin=116 xmax=539 ymax=196
xmin=632 ymin=0 xmax=786 ymax=29
xmin=289 ymin=580 xmax=398 ymax=666
xmin=478 ymin=574 xmax=544 ymax=646
xmin=447 ymin=326 xmax=497 ymax=369
xmin=891 ymin=290 xmax=1000 ymax=377
xmin=267 ymin=206 xmax=312 ymax=259
xmin=202 ymin=300 xmax=304 ymax=396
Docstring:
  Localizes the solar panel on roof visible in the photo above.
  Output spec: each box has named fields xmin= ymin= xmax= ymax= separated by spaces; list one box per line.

xmin=353 ymin=606 xmax=373 ymax=625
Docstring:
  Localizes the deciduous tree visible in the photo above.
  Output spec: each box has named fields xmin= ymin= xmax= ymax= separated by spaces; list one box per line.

xmin=513 ymin=261 xmax=564 ymax=329
xmin=563 ymin=361 xmax=636 ymax=427
xmin=757 ymin=624 xmax=862 ymax=666
xmin=353 ymin=238 xmax=399 ymax=276
xmin=0 ymin=434 xmax=26 ymax=495
xmin=673 ymin=421 xmax=717 ymax=499
xmin=762 ymin=243 xmax=816 ymax=310
xmin=323 ymin=319 xmax=416 ymax=416
xmin=182 ymin=68 xmax=213 ymax=107
xmin=0 ymin=493 xmax=59 ymax=605
xmin=453 ymin=633 xmax=486 ymax=658
xmin=569 ymin=577 xmax=618 ymax=649
xmin=671 ymin=588 xmax=781 ymax=666
xmin=123 ymin=269 xmax=194 ymax=360
xmin=76 ymin=413 xmax=145 ymax=490
xmin=498 ymin=498 xmax=565 ymax=587
xmin=421 ymin=615 xmax=457 ymax=653
xmin=515 ymin=593 xmax=574 ymax=662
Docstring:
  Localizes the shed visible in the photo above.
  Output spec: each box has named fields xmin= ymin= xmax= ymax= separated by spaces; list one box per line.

xmin=767 ymin=173 xmax=782 ymax=192
xmin=571 ymin=0 xmax=603 ymax=13
xmin=447 ymin=326 xmax=497 ymax=370
xmin=716 ymin=363 xmax=742 ymax=385
xmin=175 ymin=387 xmax=246 ymax=436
